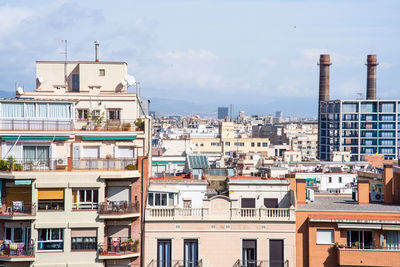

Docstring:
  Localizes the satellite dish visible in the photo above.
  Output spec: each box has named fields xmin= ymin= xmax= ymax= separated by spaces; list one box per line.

xmin=37 ymin=75 xmax=44 ymax=83
xmin=16 ymin=86 xmax=24 ymax=95
xmin=127 ymin=75 xmax=136 ymax=86
xmin=121 ymin=79 xmax=128 ymax=86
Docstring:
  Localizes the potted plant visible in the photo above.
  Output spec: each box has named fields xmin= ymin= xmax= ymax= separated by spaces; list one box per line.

xmin=81 ymin=124 xmax=87 ymax=131
xmin=133 ymin=239 xmax=139 ymax=252
xmin=88 ymin=111 xmax=105 ymax=130
xmin=122 ymin=122 xmax=132 ymax=131
xmin=134 ymin=118 xmax=144 ymax=131
xmin=7 ymin=156 xmax=16 ymax=171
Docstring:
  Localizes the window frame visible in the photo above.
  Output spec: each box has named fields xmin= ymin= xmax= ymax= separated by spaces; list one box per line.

xmin=99 ymin=69 xmax=105 ymax=76
xmin=72 ymin=189 xmax=99 ymax=210
xmin=37 ymin=228 xmax=64 ymax=251
xmin=71 ymin=236 xmax=97 ymax=251
xmin=77 ymin=109 xmax=89 ymax=120
xmin=316 ymin=229 xmax=334 ymax=245
xmin=107 ymin=109 xmax=121 ymax=121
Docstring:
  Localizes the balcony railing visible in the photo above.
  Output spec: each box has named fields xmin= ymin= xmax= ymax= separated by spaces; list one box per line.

xmin=72 ymin=158 xmax=137 ymax=170
xmin=0 ymin=118 xmax=73 ymax=131
xmin=147 ymin=259 xmax=203 ymax=267
xmin=98 ymin=241 xmax=139 ymax=256
xmin=0 ymin=243 xmax=34 ymax=258
xmin=338 ymin=247 xmax=400 ymax=267
xmin=0 ymin=158 xmax=137 ymax=172
xmin=0 ymin=203 xmax=36 ymax=217
xmin=98 ymin=201 xmax=140 ymax=215
xmin=77 ymin=119 xmax=141 ymax=132
xmin=233 ymin=260 xmax=289 ymax=267
xmin=145 ymin=207 xmax=295 ymax=221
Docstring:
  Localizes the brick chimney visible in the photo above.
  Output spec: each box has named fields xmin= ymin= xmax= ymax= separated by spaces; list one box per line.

xmin=384 ymin=163 xmax=393 ymax=204
xmin=358 ymin=180 xmax=370 ymax=205
xmin=296 ymin=178 xmax=306 ymax=205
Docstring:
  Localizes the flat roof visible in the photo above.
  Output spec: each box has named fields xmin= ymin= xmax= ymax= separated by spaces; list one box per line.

xmin=297 ymin=196 xmax=400 ymax=212
xmin=36 ymin=61 xmax=127 ymax=65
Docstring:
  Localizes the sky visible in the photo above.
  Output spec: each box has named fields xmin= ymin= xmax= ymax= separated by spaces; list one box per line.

xmin=0 ymin=0 xmax=399 ymax=117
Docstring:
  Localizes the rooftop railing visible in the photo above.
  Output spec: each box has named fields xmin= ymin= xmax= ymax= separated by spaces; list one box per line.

xmin=0 ymin=118 xmax=73 ymax=131
xmin=146 ymin=207 xmax=295 ymax=221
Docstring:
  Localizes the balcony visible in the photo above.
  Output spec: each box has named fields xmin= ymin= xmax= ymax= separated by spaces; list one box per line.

xmin=76 ymin=119 xmax=142 ymax=132
xmin=0 ymin=158 xmax=139 ymax=173
xmin=0 ymin=203 xmax=36 ymax=220
xmin=98 ymin=201 xmax=140 ymax=219
xmin=0 ymin=118 xmax=73 ymax=131
xmin=145 ymin=207 xmax=295 ymax=222
xmin=98 ymin=242 xmax=139 ymax=260
xmin=233 ymin=260 xmax=289 ymax=267
xmin=338 ymin=247 xmax=400 ymax=266
xmin=147 ymin=260 xmax=203 ymax=267
xmin=0 ymin=243 xmax=35 ymax=262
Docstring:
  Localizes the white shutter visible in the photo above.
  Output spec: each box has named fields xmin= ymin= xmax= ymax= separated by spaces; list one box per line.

xmin=117 ymin=146 xmax=134 ymax=158
xmin=107 ymin=186 xmax=130 ymax=202
xmin=114 ymin=146 xmax=119 ymax=158
xmin=83 ymin=146 xmax=99 ymax=158
xmin=99 ymin=146 xmax=103 ymax=159
xmin=316 ymin=229 xmax=333 ymax=244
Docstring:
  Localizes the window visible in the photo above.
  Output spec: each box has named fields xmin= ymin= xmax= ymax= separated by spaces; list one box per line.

xmin=158 ymin=239 xmax=171 ymax=267
xmin=243 ymin=240 xmax=257 ymax=267
xmin=241 ymin=198 xmax=255 ymax=208
xmin=380 ymin=102 xmax=395 ymax=113
xmin=264 ymin=198 xmax=278 ymax=208
xmin=347 ymin=230 xmax=373 ymax=249
xmin=72 ymin=189 xmax=98 ymax=210
xmin=5 ymin=227 xmax=30 ymax=244
xmin=77 ymin=109 xmax=89 ymax=120
xmin=99 ymin=69 xmax=105 ymax=76
xmin=387 ymin=231 xmax=400 ymax=250
xmin=225 ymin=142 xmax=230 ymax=146
xmin=38 ymin=188 xmax=64 ymax=210
xmin=38 ymin=228 xmax=64 ymax=251
xmin=184 ymin=239 xmax=198 ymax=266
xmin=72 ymin=74 xmax=79 ymax=92
xmin=342 ymin=103 xmax=358 ymax=113
xmin=251 ymin=142 xmax=255 ymax=147
xmin=148 ymin=192 xmax=174 ymax=206
xmin=211 ymin=142 xmax=220 ymax=147
xmin=338 ymin=177 xmax=342 ymax=183
xmin=23 ymin=146 xmax=50 ymax=167
xmin=328 ymin=177 xmax=332 ymax=183
xmin=257 ymin=142 xmax=261 ymax=147
xmin=262 ymin=142 xmax=268 ymax=147
xmin=108 ymin=109 xmax=120 ymax=120
xmin=71 ymin=228 xmax=97 ymax=251
xmin=316 ymin=229 xmax=334 ymax=244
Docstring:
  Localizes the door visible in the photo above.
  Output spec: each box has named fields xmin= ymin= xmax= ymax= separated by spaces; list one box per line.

xmin=269 ymin=239 xmax=284 ymax=267
xmin=184 ymin=239 xmax=198 ymax=267
xmin=83 ymin=146 xmax=99 ymax=169
xmin=241 ymin=198 xmax=255 ymax=216
xmin=242 ymin=239 xmax=256 ymax=267
xmin=72 ymin=74 xmax=80 ymax=92
xmin=158 ymin=239 xmax=171 ymax=267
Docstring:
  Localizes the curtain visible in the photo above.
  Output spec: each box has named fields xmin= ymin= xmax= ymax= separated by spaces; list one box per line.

xmin=37 ymin=103 xmax=48 ymax=117
xmin=36 ymin=146 xmax=49 ymax=160
xmin=49 ymin=104 xmax=71 ymax=118
xmin=2 ymin=103 xmax=24 ymax=117
xmin=387 ymin=231 xmax=400 ymax=250
xmin=25 ymin=103 xmax=36 ymax=117
xmin=23 ymin=147 xmax=36 ymax=161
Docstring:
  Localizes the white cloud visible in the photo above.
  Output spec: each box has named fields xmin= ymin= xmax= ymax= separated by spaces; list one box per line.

xmin=0 ymin=5 xmax=32 ymax=36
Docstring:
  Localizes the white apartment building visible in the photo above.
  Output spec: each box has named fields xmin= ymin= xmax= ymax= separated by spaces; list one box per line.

xmin=145 ymin=176 xmax=296 ymax=267
xmin=0 ymin=60 xmax=151 ymax=267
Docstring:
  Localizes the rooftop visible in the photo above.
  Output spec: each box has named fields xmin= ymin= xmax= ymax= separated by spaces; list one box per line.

xmin=36 ymin=61 xmax=127 ymax=65
xmin=297 ymin=196 xmax=400 ymax=212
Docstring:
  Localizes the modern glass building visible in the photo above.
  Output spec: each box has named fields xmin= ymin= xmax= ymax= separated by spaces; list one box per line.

xmin=217 ymin=107 xmax=229 ymax=120
xmin=319 ymin=99 xmax=399 ymax=161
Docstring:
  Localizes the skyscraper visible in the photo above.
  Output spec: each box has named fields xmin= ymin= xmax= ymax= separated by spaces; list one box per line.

xmin=217 ymin=107 xmax=229 ymax=119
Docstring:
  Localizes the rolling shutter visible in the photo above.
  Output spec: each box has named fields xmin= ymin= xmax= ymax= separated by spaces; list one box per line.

xmin=107 ymin=186 xmax=130 ymax=202
xmin=38 ymin=189 xmax=64 ymax=200
xmin=71 ymin=228 xmax=97 ymax=238
xmin=107 ymin=226 xmax=129 ymax=238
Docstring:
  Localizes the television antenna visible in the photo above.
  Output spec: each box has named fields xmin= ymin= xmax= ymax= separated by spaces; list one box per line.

xmin=61 ymin=40 xmax=68 ymax=90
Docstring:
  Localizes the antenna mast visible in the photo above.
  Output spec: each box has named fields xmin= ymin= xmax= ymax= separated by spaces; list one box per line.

xmin=61 ymin=40 xmax=68 ymax=90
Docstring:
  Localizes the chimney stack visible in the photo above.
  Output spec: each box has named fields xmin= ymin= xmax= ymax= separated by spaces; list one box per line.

xmin=317 ymin=54 xmax=331 ymax=159
xmin=366 ymin=55 xmax=378 ymax=100
xmin=94 ymin=40 xmax=100 ymax=62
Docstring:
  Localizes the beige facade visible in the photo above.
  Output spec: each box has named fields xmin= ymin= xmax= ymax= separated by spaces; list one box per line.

xmin=0 ymin=60 xmax=151 ymax=267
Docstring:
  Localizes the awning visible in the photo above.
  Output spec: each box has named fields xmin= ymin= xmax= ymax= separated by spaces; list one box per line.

xmin=2 ymin=136 xmax=69 ymax=140
xmin=338 ymin=223 xmax=382 ymax=229
xmin=152 ymin=160 xmax=185 ymax=164
xmin=382 ymin=225 xmax=400 ymax=231
xmin=15 ymin=180 xmax=32 ymax=185
xmin=81 ymin=136 xmax=136 ymax=141
xmin=38 ymin=188 xmax=64 ymax=200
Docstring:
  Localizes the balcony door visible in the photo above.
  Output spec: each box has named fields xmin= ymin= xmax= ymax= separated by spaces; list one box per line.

xmin=242 ymin=239 xmax=257 ymax=267
xmin=23 ymin=146 xmax=49 ymax=168
xmin=158 ymin=239 xmax=171 ymax=267
xmin=269 ymin=239 xmax=284 ymax=267
xmin=184 ymin=239 xmax=198 ymax=267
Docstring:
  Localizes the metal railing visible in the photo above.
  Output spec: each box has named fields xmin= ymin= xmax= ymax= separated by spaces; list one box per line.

xmin=72 ymin=158 xmax=137 ymax=170
xmin=0 ymin=243 xmax=34 ymax=257
xmin=77 ymin=120 xmax=142 ymax=132
xmin=98 ymin=242 xmax=139 ymax=255
xmin=147 ymin=259 xmax=203 ymax=267
xmin=0 ymin=203 xmax=36 ymax=216
xmin=0 ymin=118 xmax=74 ymax=131
xmin=98 ymin=201 xmax=140 ymax=215
xmin=233 ymin=260 xmax=289 ymax=267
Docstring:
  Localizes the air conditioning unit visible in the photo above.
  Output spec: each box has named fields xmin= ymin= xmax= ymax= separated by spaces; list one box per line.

xmin=370 ymin=192 xmax=384 ymax=203
xmin=56 ymin=158 xmax=67 ymax=166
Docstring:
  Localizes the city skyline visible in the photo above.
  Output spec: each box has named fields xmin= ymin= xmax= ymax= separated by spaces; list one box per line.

xmin=0 ymin=0 xmax=399 ymax=117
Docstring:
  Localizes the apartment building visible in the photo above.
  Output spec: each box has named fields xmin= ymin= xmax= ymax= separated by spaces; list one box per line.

xmin=145 ymin=175 xmax=296 ymax=267
xmin=0 ymin=60 xmax=151 ymax=267
xmin=295 ymin=163 xmax=400 ymax=267
xmin=192 ymin=122 xmax=271 ymax=158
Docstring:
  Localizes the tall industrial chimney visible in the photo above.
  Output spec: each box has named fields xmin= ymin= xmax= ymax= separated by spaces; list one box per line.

xmin=317 ymin=54 xmax=331 ymax=159
xmin=94 ymin=40 xmax=99 ymax=62
xmin=366 ymin=55 xmax=378 ymax=100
